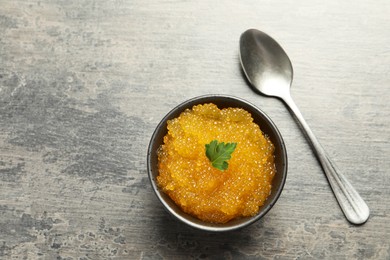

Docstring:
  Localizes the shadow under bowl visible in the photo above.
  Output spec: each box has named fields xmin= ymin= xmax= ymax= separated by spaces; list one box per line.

xmin=147 ymin=94 xmax=287 ymax=232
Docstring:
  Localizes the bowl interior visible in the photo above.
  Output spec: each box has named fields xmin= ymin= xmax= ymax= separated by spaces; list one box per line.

xmin=147 ymin=95 xmax=287 ymax=232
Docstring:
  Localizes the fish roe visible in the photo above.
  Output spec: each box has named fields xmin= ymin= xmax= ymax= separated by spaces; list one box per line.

xmin=157 ymin=103 xmax=276 ymax=223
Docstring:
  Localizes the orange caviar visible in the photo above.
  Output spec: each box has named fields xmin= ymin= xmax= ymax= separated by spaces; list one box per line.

xmin=157 ymin=103 xmax=276 ymax=223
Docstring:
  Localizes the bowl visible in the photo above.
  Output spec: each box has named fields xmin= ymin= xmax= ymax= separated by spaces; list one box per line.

xmin=147 ymin=94 xmax=287 ymax=232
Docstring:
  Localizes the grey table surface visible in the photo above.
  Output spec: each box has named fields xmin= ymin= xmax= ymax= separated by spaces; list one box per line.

xmin=1 ymin=0 xmax=389 ymax=259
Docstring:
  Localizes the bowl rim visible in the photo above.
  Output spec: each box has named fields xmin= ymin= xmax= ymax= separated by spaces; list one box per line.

xmin=147 ymin=94 xmax=287 ymax=232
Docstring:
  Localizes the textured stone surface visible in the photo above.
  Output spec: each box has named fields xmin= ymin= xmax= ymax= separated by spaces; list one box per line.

xmin=0 ymin=0 xmax=389 ymax=259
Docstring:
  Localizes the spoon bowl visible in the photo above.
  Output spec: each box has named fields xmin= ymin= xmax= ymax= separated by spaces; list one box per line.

xmin=239 ymin=28 xmax=369 ymax=225
xmin=239 ymin=29 xmax=293 ymax=98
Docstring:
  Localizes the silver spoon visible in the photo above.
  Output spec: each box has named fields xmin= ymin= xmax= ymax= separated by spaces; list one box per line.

xmin=239 ymin=28 xmax=369 ymax=225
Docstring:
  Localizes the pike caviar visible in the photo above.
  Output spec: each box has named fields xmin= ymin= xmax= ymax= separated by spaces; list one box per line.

xmin=157 ymin=103 xmax=276 ymax=223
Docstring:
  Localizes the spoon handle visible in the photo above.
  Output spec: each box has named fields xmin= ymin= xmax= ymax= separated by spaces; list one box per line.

xmin=282 ymin=94 xmax=370 ymax=225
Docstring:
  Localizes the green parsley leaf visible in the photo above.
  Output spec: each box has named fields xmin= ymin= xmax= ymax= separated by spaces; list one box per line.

xmin=205 ymin=140 xmax=237 ymax=171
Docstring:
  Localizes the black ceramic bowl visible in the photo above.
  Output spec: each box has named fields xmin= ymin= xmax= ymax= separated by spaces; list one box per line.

xmin=147 ymin=95 xmax=287 ymax=232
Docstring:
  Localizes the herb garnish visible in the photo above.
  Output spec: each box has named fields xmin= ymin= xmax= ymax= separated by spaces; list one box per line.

xmin=205 ymin=140 xmax=237 ymax=171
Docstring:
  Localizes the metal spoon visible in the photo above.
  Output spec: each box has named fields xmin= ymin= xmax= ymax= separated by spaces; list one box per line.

xmin=239 ymin=28 xmax=369 ymax=225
